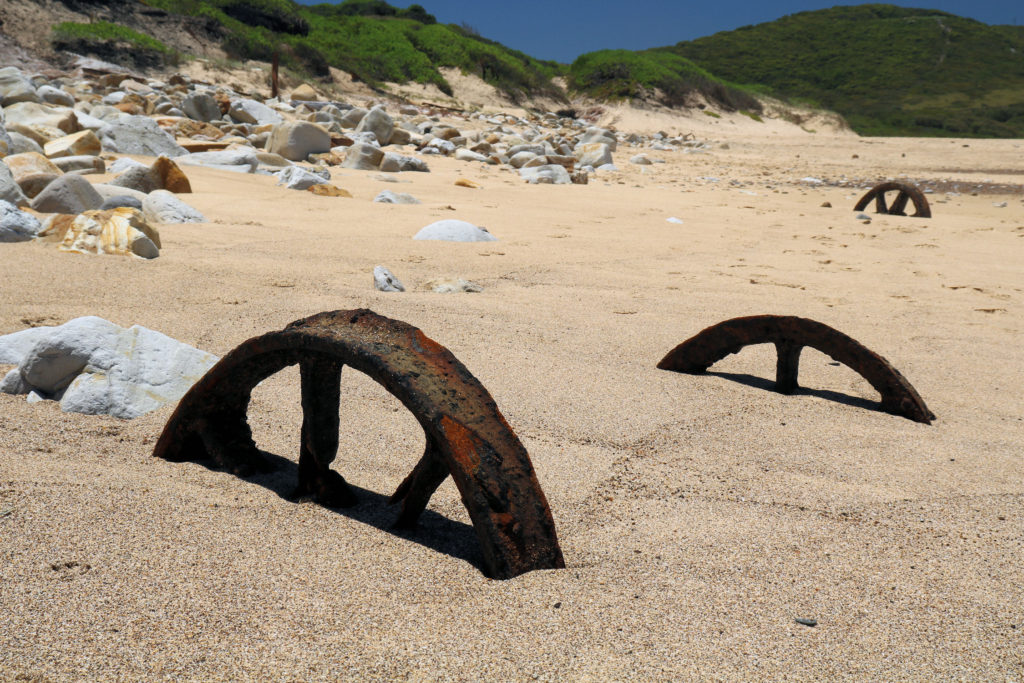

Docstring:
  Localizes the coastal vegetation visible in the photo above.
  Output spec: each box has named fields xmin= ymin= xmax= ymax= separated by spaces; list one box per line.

xmin=666 ymin=4 xmax=1024 ymax=137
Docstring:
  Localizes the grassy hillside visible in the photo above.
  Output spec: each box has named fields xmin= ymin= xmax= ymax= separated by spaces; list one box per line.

xmin=132 ymin=0 xmax=563 ymax=101
xmin=567 ymin=49 xmax=763 ymax=112
xmin=667 ymin=4 xmax=1024 ymax=137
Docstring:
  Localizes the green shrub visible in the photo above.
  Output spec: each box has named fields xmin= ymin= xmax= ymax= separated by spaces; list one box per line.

xmin=568 ymin=49 xmax=761 ymax=111
xmin=52 ymin=21 xmax=173 ymax=53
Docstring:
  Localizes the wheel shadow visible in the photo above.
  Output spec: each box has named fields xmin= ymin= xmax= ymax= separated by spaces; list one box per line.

xmin=200 ymin=450 xmax=484 ymax=572
xmin=706 ymin=370 xmax=881 ymax=413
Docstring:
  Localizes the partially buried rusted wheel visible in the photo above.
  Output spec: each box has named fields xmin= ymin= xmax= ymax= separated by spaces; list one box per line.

xmin=658 ymin=315 xmax=935 ymax=424
xmin=854 ymin=181 xmax=931 ymax=218
xmin=153 ymin=309 xmax=565 ymax=580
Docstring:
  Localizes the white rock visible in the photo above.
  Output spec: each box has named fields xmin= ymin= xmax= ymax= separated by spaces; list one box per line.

xmin=373 ymin=190 xmax=420 ymax=204
xmin=0 ymin=159 xmax=29 ymax=207
xmin=143 ymin=190 xmax=205 ymax=224
xmin=519 ymin=164 xmax=571 ymax=185
xmin=576 ymin=142 xmax=613 ymax=168
xmin=373 ymin=265 xmax=405 ymax=292
xmin=275 ymin=165 xmax=327 ymax=190
xmin=454 ymin=148 xmax=489 ymax=163
xmin=0 ymin=316 xmax=219 ymax=418
xmin=98 ymin=116 xmax=186 ymax=157
xmin=229 ymin=98 xmax=283 ymax=126
xmin=0 ymin=200 xmax=42 ymax=241
xmin=413 ymin=219 xmax=497 ymax=242
xmin=0 ymin=325 xmax=51 ymax=363
xmin=176 ymin=150 xmax=259 ymax=173
xmin=630 ymin=154 xmax=653 ymax=165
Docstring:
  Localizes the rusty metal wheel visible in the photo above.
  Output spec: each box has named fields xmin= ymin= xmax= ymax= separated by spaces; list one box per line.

xmin=854 ymin=181 xmax=931 ymax=218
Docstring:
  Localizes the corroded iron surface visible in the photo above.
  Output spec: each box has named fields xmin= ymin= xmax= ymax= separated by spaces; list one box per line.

xmin=657 ymin=315 xmax=935 ymax=424
xmin=854 ymin=181 xmax=931 ymax=218
xmin=153 ymin=309 xmax=565 ymax=579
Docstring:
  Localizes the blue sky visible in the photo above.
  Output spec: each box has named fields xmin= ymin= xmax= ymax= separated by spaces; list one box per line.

xmin=294 ymin=1 xmax=1022 ymax=63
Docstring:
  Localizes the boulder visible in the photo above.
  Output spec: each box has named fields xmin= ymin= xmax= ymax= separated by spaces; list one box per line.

xmin=6 ymin=131 xmax=44 ymax=156
xmin=3 ymin=102 xmax=79 ymax=136
xmin=109 ymin=164 xmax=161 ymax=193
xmin=413 ymin=219 xmax=497 ymax=242
xmin=59 ymin=207 xmax=161 ymax=258
xmin=388 ymin=127 xmax=412 ymax=146
xmin=100 ymin=195 xmax=143 ymax=211
xmin=142 ymin=189 xmax=205 ymax=224
xmin=176 ymin=149 xmax=259 ymax=174
xmin=275 ymin=165 xmax=327 ymax=190
xmin=31 ymin=174 xmax=104 ymax=214
xmin=0 ymin=316 xmax=218 ymax=419
xmin=98 ymin=116 xmax=186 ymax=157
xmin=340 ymin=142 xmax=384 ymax=171
xmin=91 ymin=184 xmax=147 ymax=206
xmin=454 ymin=148 xmax=491 ymax=163
xmin=509 ymin=151 xmax=538 ymax=168
xmin=52 ymin=155 xmax=106 ymax=174
xmin=0 ymin=200 xmax=42 ymax=242
xmin=373 ymin=189 xmax=420 ymax=204
xmin=36 ymin=85 xmax=75 ymax=107
xmin=151 ymin=156 xmax=192 ymax=193
xmin=0 ymin=124 xmax=11 ymax=157
xmin=290 ymin=84 xmax=318 ymax=101
xmin=0 ymin=67 xmax=39 ymax=106
xmin=578 ymin=127 xmax=617 ymax=151
xmin=181 ymin=92 xmax=222 ymax=122
xmin=575 ymin=142 xmax=613 ymax=168
xmin=5 ymin=152 xmax=64 ymax=198
xmin=373 ymin=265 xmax=405 ymax=292
xmin=229 ymin=98 xmax=283 ymax=126
xmin=0 ymin=160 xmax=29 ymax=207
xmin=44 ymin=130 xmax=102 ymax=159
xmin=519 ymin=164 xmax=572 ymax=185
xmin=354 ymin=106 xmax=394 ymax=146
xmin=339 ymin=107 xmax=368 ymax=128
xmin=266 ymin=121 xmax=331 ymax=161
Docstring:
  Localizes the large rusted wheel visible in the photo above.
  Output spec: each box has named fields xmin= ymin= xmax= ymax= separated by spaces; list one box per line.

xmin=153 ymin=309 xmax=565 ymax=580
xmin=854 ymin=181 xmax=931 ymax=218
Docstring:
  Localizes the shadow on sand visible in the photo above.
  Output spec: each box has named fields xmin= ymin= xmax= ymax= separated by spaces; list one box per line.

xmin=193 ymin=449 xmax=484 ymax=572
xmin=707 ymin=370 xmax=882 ymax=414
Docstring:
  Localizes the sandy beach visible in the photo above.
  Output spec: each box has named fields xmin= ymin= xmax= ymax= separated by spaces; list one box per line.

xmin=2 ymin=103 xmax=1022 ymax=680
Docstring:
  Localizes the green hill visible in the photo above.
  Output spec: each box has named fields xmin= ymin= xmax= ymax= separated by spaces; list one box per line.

xmin=130 ymin=0 xmax=563 ymax=101
xmin=665 ymin=4 xmax=1024 ymax=137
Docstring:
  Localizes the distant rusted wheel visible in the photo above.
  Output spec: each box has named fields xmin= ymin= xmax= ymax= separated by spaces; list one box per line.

xmin=854 ymin=181 xmax=931 ymax=218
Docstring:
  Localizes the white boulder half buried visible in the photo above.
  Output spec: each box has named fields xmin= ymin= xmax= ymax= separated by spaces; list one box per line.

xmin=413 ymin=219 xmax=497 ymax=242
xmin=0 ymin=316 xmax=219 ymax=419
